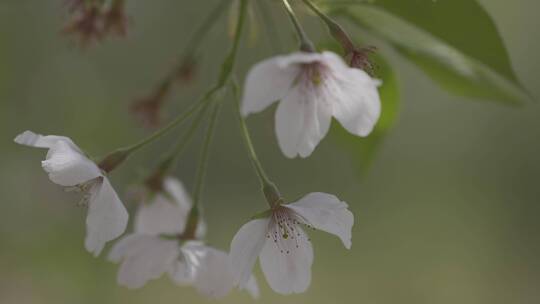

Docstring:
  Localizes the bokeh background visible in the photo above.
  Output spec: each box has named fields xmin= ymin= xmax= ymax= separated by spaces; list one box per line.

xmin=1 ymin=0 xmax=539 ymax=303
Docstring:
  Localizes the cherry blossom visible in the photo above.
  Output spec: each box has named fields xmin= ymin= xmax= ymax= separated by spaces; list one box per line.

xmin=230 ymin=192 xmax=354 ymax=294
xmin=14 ymin=130 xmax=128 ymax=256
xmin=242 ymin=51 xmax=381 ymax=158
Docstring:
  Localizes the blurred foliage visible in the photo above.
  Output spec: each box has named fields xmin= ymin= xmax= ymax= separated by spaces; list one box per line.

xmin=321 ymin=0 xmax=529 ymax=103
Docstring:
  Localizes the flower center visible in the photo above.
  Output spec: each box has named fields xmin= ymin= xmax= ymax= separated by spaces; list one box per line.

xmin=266 ymin=207 xmax=311 ymax=255
xmin=299 ymin=62 xmax=329 ymax=89
xmin=64 ymin=176 xmax=102 ymax=207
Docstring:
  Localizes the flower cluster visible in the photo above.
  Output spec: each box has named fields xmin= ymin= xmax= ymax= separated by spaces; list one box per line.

xmin=109 ymin=177 xmax=259 ymax=298
xmin=15 ymin=0 xmax=383 ymax=299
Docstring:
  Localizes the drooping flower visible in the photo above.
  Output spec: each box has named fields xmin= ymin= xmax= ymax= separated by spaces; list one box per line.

xmin=14 ymin=130 xmax=128 ymax=256
xmin=241 ymin=51 xmax=381 ymax=158
xmin=230 ymin=192 xmax=354 ymax=295
xmin=109 ymin=177 xmax=258 ymax=298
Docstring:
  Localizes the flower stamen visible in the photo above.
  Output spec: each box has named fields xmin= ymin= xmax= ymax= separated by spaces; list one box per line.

xmin=267 ymin=207 xmax=312 ymax=254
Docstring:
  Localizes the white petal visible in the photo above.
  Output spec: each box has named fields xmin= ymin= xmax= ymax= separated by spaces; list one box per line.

xmin=15 ymin=131 xmax=101 ymax=186
xmin=168 ymin=261 xmax=194 ymax=286
xmin=259 ymin=224 xmax=313 ymax=294
xmin=320 ymin=51 xmax=351 ymax=71
xmin=194 ymin=217 xmax=207 ymax=240
xmin=241 ymin=56 xmax=299 ymax=116
xmin=162 ymin=177 xmax=206 ymax=239
xmin=134 ymin=195 xmax=189 ymax=236
xmin=162 ymin=177 xmax=192 ymax=211
xmin=108 ymin=234 xmax=180 ymax=289
xmin=193 ymin=247 xmax=235 ymax=299
xmin=135 ymin=177 xmax=206 ymax=237
xmin=322 ymin=52 xmax=382 ymax=137
xmin=275 ymin=52 xmax=326 ymax=67
xmin=229 ymin=218 xmax=269 ymax=288
xmin=84 ymin=178 xmax=128 ymax=256
xmin=287 ymin=192 xmax=354 ymax=249
xmin=243 ymin=275 xmax=260 ymax=299
xmin=168 ymin=241 xmax=206 ymax=285
xmin=41 ymin=141 xmax=102 ymax=186
xmin=108 ymin=234 xmax=144 ymax=263
xmin=275 ymin=87 xmax=333 ymax=158
xmin=14 ymin=130 xmax=80 ymax=151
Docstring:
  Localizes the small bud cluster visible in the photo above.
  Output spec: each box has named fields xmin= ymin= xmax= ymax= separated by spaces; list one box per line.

xmin=130 ymin=81 xmax=172 ymax=129
xmin=63 ymin=0 xmax=128 ymax=47
xmin=130 ymin=57 xmax=198 ymax=129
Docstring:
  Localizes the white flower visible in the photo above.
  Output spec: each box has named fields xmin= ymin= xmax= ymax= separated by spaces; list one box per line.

xmin=242 ymin=51 xmax=381 ymax=158
xmin=230 ymin=192 xmax=354 ymax=295
xmin=14 ymin=130 xmax=128 ymax=256
xmin=109 ymin=177 xmax=258 ymax=299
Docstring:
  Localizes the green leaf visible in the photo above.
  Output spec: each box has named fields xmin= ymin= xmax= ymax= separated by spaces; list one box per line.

xmin=321 ymin=0 xmax=529 ymax=104
xmin=320 ymin=41 xmax=399 ymax=172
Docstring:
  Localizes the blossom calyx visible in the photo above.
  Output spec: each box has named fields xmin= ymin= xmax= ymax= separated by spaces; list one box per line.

xmin=98 ymin=148 xmax=130 ymax=173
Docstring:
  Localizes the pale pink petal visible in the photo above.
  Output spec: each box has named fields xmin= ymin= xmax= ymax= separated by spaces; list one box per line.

xmin=15 ymin=131 xmax=101 ymax=186
xmin=287 ymin=192 xmax=354 ymax=249
xmin=135 ymin=177 xmax=206 ymax=237
xmin=162 ymin=177 xmax=191 ymax=211
xmin=41 ymin=141 xmax=102 ymax=186
xmin=275 ymin=86 xmax=332 ymax=158
xmin=168 ymin=261 xmax=194 ymax=286
xmin=168 ymin=241 xmax=206 ymax=285
xmin=134 ymin=194 xmax=189 ymax=236
xmin=275 ymin=51 xmax=326 ymax=67
xmin=259 ymin=224 xmax=313 ymax=294
xmin=108 ymin=234 xmax=180 ymax=289
xmin=241 ymin=56 xmax=299 ymax=116
xmin=229 ymin=218 xmax=269 ymax=288
xmin=108 ymin=234 xmax=146 ymax=263
xmin=163 ymin=176 xmax=206 ymax=239
xmin=85 ymin=177 xmax=128 ymax=256
xmin=193 ymin=247 xmax=235 ymax=298
xmin=243 ymin=275 xmax=260 ymax=299
xmin=14 ymin=130 xmax=80 ymax=151
xmin=322 ymin=51 xmax=382 ymax=137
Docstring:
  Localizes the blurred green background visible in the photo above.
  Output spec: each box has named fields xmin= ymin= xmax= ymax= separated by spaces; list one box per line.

xmin=1 ymin=0 xmax=539 ymax=303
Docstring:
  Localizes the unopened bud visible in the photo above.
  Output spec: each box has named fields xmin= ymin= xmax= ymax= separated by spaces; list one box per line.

xmin=175 ymin=57 xmax=197 ymax=84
